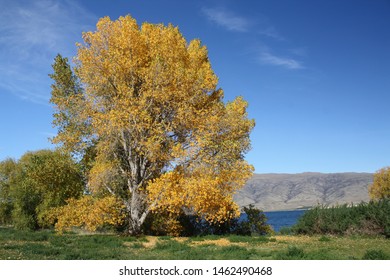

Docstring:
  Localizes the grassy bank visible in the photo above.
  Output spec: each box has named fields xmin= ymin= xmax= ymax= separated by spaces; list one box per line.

xmin=1 ymin=227 xmax=389 ymax=260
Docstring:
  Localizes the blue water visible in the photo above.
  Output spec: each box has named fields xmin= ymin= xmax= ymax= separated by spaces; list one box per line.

xmin=264 ymin=210 xmax=306 ymax=232
xmin=240 ymin=210 xmax=306 ymax=232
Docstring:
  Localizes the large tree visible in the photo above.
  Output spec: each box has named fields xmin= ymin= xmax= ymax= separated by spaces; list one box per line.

xmin=50 ymin=15 xmax=254 ymax=235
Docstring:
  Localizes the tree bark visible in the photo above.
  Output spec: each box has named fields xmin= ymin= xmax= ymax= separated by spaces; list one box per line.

xmin=126 ymin=190 xmax=149 ymax=235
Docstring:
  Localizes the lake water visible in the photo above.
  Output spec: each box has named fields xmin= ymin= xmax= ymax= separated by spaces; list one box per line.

xmin=241 ymin=210 xmax=307 ymax=232
xmin=264 ymin=210 xmax=307 ymax=232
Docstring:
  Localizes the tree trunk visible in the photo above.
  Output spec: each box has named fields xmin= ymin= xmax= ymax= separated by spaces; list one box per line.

xmin=126 ymin=188 xmax=149 ymax=236
xmin=128 ymin=209 xmax=149 ymax=235
xmin=128 ymin=215 xmax=142 ymax=236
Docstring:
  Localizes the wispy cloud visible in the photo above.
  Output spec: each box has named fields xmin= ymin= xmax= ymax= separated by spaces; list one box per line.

xmin=0 ymin=0 xmax=95 ymax=104
xmin=202 ymin=6 xmax=305 ymax=70
xmin=259 ymin=51 xmax=304 ymax=70
xmin=202 ymin=7 xmax=251 ymax=32
xmin=257 ymin=25 xmax=285 ymax=41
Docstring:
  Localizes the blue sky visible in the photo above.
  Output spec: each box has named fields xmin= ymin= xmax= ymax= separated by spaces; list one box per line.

xmin=0 ymin=0 xmax=389 ymax=174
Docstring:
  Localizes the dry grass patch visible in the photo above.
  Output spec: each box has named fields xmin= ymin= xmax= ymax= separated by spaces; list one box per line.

xmin=173 ymin=237 xmax=189 ymax=243
xmin=190 ymin=238 xmax=243 ymax=247
xmin=143 ymin=236 xmax=159 ymax=248
xmin=274 ymin=235 xmax=313 ymax=243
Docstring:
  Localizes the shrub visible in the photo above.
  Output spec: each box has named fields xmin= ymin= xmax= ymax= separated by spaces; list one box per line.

xmin=49 ymin=196 xmax=126 ymax=233
xmin=234 ymin=204 xmax=273 ymax=236
xmin=279 ymin=226 xmax=294 ymax=235
xmin=142 ymin=211 xmax=186 ymax=237
xmin=293 ymin=199 xmax=390 ymax=237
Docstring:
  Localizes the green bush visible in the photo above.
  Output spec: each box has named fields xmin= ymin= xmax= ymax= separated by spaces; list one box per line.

xmin=234 ymin=204 xmax=273 ymax=236
xmin=0 ymin=150 xmax=84 ymax=230
xmin=293 ymin=199 xmax=390 ymax=237
xmin=279 ymin=226 xmax=293 ymax=235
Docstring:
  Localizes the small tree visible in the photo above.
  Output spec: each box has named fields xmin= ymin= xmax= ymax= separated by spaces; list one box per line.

xmin=369 ymin=167 xmax=390 ymax=200
xmin=8 ymin=150 xmax=84 ymax=230
xmin=235 ymin=204 xmax=273 ymax=236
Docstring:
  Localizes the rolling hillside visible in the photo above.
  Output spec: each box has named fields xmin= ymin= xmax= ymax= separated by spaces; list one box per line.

xmin=234 ymin=172 xmax=373 ymax=211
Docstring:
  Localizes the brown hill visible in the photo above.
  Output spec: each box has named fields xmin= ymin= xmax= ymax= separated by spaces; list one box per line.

xmin=234 ymin=172 xmax=373 ymax=211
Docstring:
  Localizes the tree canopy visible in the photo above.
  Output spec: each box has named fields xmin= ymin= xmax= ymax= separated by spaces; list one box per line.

xmin=0 ymin=150 xmax=84 ymax=230
xmin=369 ymin=167 xmax=390 ymax=200
xmin=50 ymin=15 xmax=254 ymax=235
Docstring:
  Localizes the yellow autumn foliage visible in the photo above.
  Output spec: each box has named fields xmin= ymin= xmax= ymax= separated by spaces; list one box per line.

xmin=369 ymin=167 xmax=390 ymax=200
xmin=50 ymin=15 xmax=255 ymax=235
xmin=48 ymin=196 xmax=126 ymax=233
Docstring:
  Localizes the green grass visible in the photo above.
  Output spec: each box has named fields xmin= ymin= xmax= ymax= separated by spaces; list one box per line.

xmin=1 ymin=227 xmax=389 ymax=260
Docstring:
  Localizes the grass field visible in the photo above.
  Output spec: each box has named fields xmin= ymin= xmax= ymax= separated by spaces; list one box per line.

xmin=1 ymin=227 xmax=389 ymax=260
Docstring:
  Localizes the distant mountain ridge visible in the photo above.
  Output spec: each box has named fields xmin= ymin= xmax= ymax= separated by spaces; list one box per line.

xmin=234 ymin=172 xmax=373 ymax=211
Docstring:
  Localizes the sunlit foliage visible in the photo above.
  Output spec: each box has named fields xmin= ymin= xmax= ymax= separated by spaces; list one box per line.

xmin=50 ymin=15 xmax=254 ymax=235
xmin=0 ymin=150 xmax=84 ymax=230
xmin=369 ymin=167 xmax=390 ymax=200
xmin=47 ymin=196 xmax=126 ymax=233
